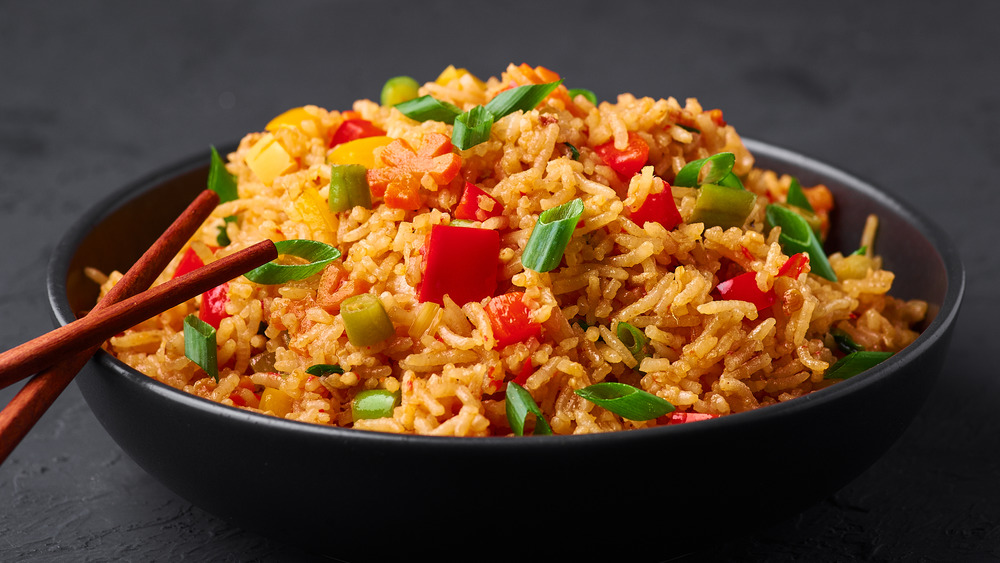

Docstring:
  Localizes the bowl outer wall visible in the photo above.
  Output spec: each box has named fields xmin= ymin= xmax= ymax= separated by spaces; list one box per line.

xmin=47 ymin=140 xmax=964 ymax=559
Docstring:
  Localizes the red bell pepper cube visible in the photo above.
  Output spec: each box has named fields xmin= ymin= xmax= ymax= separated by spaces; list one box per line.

xmin=329 ymin=118 xmax=386 ymax=147
xmin=173 ymin=247 xmax=204 ymax=279
xmin=777 ymin=252 xmax=810 ymax=278
xmin=666 ymin=412 xmax=718 ymax=425
xmin=199 ymin=282 xmax=230 ymax=329
xmin=486 ymin=292 xmax=542 ymax=348
xmin=418 ymin=224 xmax=499 ymax=305
xmin=454 ymin=182 xmax=503 ymax=222
xmin=716 ymin=271 xmax=775 ymax=312
xmin=629 ymin=179 xmax=682 ymax=230
xmin=593 ymin=131 xmax=650 ymax=178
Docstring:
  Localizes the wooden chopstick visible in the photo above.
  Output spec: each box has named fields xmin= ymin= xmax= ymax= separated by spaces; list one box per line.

xmin=0 ymin=190 xmax=270 ymax=464
xmin=0 ymin=239 xmax=277 ymax=389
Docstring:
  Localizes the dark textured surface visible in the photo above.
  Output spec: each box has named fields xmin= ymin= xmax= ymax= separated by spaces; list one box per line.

xmin=0 ymin=1 xmax=996 ymax=561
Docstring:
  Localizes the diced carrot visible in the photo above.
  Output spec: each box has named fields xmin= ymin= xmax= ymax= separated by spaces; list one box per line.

xmin=366 ymin=133 xmax=462 ymax=210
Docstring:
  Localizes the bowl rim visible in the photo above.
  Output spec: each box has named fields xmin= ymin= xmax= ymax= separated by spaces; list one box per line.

xmin=46 ymin=138 xmax=966 ymax=450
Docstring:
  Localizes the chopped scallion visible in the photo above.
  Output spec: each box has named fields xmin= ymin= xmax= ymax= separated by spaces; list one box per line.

xmin=851 ymin=245 xmax=868 ymax=256
xmin=521 ymin=198 xmax=585 ymax=272
xmin=340 ymin=293 xmax=395 ymax=347
xmin=824 ymin=350 xmax=893 ymax=380
xmin=831 ymin=328 xmax=865 ymax=354
xmin=786 ymin=176 xmax=814 ymax=212
xmin=394 ymin=95 xmax=463 ymax=123
xmin=505 ymin=382 xmax=552 ymax=436
xmin=328 ymin=164 xmax=372 ymax=212
xmin=615 ymin=321 xmax=647 ymax=362
xmin=690 ymin=183 xmax=756 ymax=230
xmin=208 ymin=146 xmax=239 ymax=204
xmin=567 ymin=87 xmax=598 ymax=105
xmin=216 ymin=215 xmax=238 ymax=246
xmin=483 ymin=80 xmax=563 ymax=118
xmin=765 ymin=204 xmax=837 ymax=281
xmin=184 ymin=314 xmax=218 ymax=381
xmin=673 ymin=153 xmax=736 ymax=188
xmin=564 ymin=142 xmax=580 ymax=160
xmin=452 ymin=105 xmax=495 ymax=150
xmin=574 ymin=382 xmax=674 ymax=421
xmin=351 ymin=389 xmax=401 ymax=421
xmin=305 ymin=364 xmax=345 ymax=376
xmin=243 ymin=239 xmax=341 ymax=284
xmin=380 ymin=75 xmax=421 ymax=107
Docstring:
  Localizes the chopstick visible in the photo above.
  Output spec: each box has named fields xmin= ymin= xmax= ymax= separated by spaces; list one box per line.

xmin=0 ymin=190 xmax=274 ymax=464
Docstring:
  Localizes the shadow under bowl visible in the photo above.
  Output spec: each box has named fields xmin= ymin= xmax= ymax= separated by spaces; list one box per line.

xmin=47 ymin=139 xmax=964 ymax=562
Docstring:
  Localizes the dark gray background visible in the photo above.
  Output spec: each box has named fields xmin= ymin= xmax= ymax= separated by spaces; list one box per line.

xmin=1 ymin=1 xmax=997 ymax=561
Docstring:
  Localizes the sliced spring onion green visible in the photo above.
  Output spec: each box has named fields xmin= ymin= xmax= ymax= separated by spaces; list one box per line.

xmin=521 ymin=198 xmax=585 ymax=272
xmin=567 ymin=87 xmax=598 ymax=105
xmin=328 ymin=164 xmax=372 ymax=213
xmin=564 ymin=142 xmax=580 ymax=160
xmin=340 ymin=293 xmax=395 ymax=347
xmin=505 ymin=382 xmax=552 ymax=436
xmin=208 ymin=146 xmax=239 ymax=204
xmin=851 ymin=245 xmax=868 ymax=256
xmin=690 ymin=183 xmax=757 ymax=230
xmin=243 ymin=239 xmax=341 ymax=284
xmin=574 ymin=382 xmax=674 ymax=421
xmin=615 ymin=321 xmax=647 ymax=362
xmin=831 ymin=328 xmax=865 ymax=354
xmin=676 ymin=123 xmax=701 ymax=134
xmin=786 ymin=176 xmax=814 ymax=212
xmin=449 ymin=219 xmax=475 ymax=227
xmin=394 ymin=95 xmax=463 ymax=123
xmin=305 ymin=364 xmax=345 ymax=376
xmin=452 ymin=105 xmax=495 ymax=150
xmin=772 ymin=202 xmax=823 ymax=235
xmin=216 ymin=215 xmax=238 ymax=246
xmin=824 ymin=350 xmax=893 ymax=380
xmin=351 ymin=389 xmax=401 ymax=421
xmin=380 ymin=75 xmax=421 ymax=107
xmin=184 ymin=314 xmax=218 ymax=382
xmin=483 ymin=80 xmax=563 ymax=118
xmin=673 ymin=153 xmax=736 ymax=188
xmin=765 ymin=204 xmax=837 ymax=281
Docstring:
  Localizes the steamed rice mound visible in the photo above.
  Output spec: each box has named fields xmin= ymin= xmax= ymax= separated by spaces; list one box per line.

xmin=98 ymin=64 xmax=927 ymax=436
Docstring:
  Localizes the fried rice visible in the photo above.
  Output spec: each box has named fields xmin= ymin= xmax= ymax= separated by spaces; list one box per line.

xmin=94 ymin=63 xmax=928 ymax=436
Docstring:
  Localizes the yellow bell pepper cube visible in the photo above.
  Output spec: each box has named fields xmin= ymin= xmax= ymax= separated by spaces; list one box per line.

xmin=265 ymin=107 xmax=315 ymax=132
xmin=295 ymin=185 xmax=336 ymax=234
xmin=246 ymin=133 xmax=295 ymax=185
xmin=259 ymin=388 xmax=294 ymax=417
xmin=327 ymin=135 xmax=392 ymax=169
xmin=435 ymin=65 xmax=485 ymax=89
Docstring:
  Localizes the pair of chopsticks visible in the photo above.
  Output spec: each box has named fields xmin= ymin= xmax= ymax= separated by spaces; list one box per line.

xmin=0 ymin=190 xmax=277 ymax=464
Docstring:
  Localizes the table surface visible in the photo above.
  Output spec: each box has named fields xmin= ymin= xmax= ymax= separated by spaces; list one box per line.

xmin=2 ymin=2 xmax=997 ymax=561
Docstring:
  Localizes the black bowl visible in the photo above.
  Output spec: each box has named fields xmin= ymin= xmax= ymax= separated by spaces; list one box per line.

xmin=47 ymin=140 xmax=964 ymax=562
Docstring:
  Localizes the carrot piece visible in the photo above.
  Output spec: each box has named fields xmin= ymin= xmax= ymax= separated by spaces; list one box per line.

xmin=366 ymin=133 xmax=462 ymax=210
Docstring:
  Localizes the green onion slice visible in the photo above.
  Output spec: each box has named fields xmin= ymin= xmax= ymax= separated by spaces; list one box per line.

xmin=329 ymin=164 xmax=372 ymax=212
xmin=567 ymin=87 xmax=598 ymax=105
xmin=243 ymin=239 xmax=341 ymax=284
xmin=351 ymin=389 xmax=401 ymax=421
xmin=305 ymin=364 xmax=345 ymax=376
xmin=677 ymin=124 xmax=701 ymax=134
xmin=851 ymin=245 xmax=868 ymax=256
xmin=574 ymin=382 xmax=674 ymax=421
xmin=452 ymin=105 xmax=495 ymax=151
xmin=521 ymin=198 xmax=585 ymax=272
xmin=673 ymin=153 xmax=736 ymax=188
xmin=564 ymin=142 xmax=580 ymax=160
xmin=786 ymin=176 xmax=814 ymax=212
xmin=824 ymin=350 xmax=893 ymax=380
xmin=208 ymin=146 xmax=239 ymax=204
xmin=615 ymin=321 xmax=647 ymax=362
xmin=340 ymin=293 xmax=395 ymax=347
xmin=483 ymin=80 xmax=563 ymax=118
xmin=690 ymin=183 xmax=757 ymax=230
xmin=394 ymin=95 xmax=463 ymax=123
xmin=216 ymin=215 xmax=238 ymax=247
xmin=184 ymin=314 xmax=218 ymax=382
xmin=831 ymin=328 xmax=865 ymax=354
xmin=505 ymin=382 xmax=552 ymax=436
xmin=380 ymin=75 xmax=421 ymax=107
xmin=765 ymin=204 xmax=837 ymax=281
